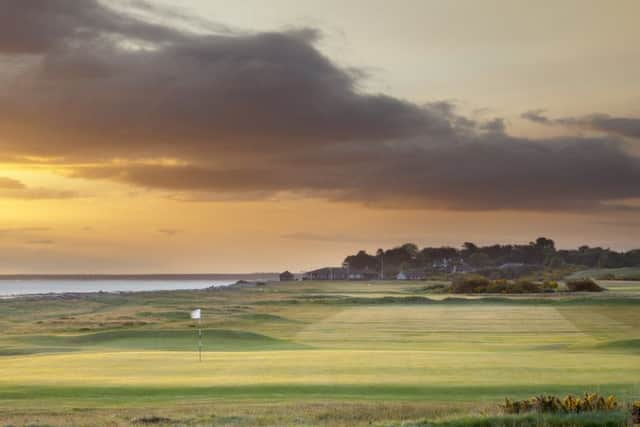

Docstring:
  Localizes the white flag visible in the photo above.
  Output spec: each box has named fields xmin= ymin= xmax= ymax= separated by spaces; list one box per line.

xmin=190 ymin=309 xmax=201 ymax=320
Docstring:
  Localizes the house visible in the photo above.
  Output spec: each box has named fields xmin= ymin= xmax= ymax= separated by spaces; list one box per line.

xmin=279 ymin=270 xmax=295 ymax=282
xmin=452 ymin=261 xmax=474 ymax=273
xmin=432 ymin=258 xmax=473 ymax=274
xmin=498 ymin=262 xmax=525 ymax=270
xmin=432 ymin=258 xmax=451 ymax=271
xmin=302 ymin=267 xmax=348 ymax=281
xmin=347 ymin=266 xmax=379 ymax=280
xmin=396 ymin=269 xmax=427 ymax=280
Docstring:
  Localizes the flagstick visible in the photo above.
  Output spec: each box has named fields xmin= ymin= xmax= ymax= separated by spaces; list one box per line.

xmin=198 ymin=316 xmax=202 ymax=362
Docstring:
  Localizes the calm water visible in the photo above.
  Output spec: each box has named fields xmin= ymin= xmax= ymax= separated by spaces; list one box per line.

xmin=0 ymin=279 xmax=235 ymax=297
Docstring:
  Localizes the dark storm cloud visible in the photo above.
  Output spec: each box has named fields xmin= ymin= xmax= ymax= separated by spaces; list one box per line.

xmin=522 ymin=110 xmax=640 ymax=140
xmin=0 ymin=0 xmax=187 ymax=54
xmin=561 ymin=115 xmax=640 ymax=140
xmin=71 ymin=134 xmax=640 ymax=211
xmin=1 ymin=0 xmax=640 ymax=212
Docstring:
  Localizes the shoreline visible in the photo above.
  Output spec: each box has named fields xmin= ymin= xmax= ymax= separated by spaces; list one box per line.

xmin=0 ymin=278 xmax=272 ymax=299
xmin=0 ymin=273 xmax=278 ymax=281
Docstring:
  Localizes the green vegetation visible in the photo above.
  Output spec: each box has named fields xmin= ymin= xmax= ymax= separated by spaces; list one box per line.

xmin=450 ymin=276 xmax=559 ymax=294
xmin=406 ymin=411 xmax=629 ymax=427
xmin=1 ymin=279 xmax=639 ymax=426
xmin=342 ymin=237 xmax=640 ymax=279
xmin=566 ymin=278 xmax=605 ymax=292
xmin=503 ymin=393 xmax=618 ymax=414
xmin=448 ymin=276 xmax=606 ymax=294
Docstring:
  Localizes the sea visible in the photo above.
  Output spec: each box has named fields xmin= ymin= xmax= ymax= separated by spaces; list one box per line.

xmin=0 ymin=275 xmax=274 ymax=297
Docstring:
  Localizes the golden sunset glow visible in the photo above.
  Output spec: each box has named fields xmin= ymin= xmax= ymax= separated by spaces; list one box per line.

xmin=0 ymin=0 xmax=639 ymax=273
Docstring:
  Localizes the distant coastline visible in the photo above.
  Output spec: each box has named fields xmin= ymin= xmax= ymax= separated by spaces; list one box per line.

xmin=0 ymin=274 xmax=279 ymax=297
xmin=0 ymin=273 xmax=278 ymax=281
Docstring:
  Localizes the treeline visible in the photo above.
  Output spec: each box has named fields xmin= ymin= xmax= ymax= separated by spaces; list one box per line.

xmin=343 ymin=237 xmax=640 ymax=277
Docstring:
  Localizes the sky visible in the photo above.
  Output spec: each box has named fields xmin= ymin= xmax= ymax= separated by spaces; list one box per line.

xmin=0 ymin=0 xmax=639 ymax=273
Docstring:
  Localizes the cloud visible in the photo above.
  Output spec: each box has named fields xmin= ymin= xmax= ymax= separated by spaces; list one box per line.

xmin=0 ymin=177 xmax=25 ymax=189
xmin=1 ymin=1 xmax=640 ymax=212
xmin=594 ymin=220 xmax=640 ymax=228
xmin=0 ymin=0 xmax=188 ymax=54
xmin=0 ymin=176 xmax=82 ymax=201
xmin=0 ymin=228 xmax=53 ymax=245
xmin=281 ymin=231 xmax=441 ymax=245
xmin=561 ymin=115 xmax=640 ymax=140
xmin=69 ymin=135 xmax=640 ymax=212
xmin=26 ymin=239 xmax=55 ymax=245
xmin=0 ymin=227 xmax=51 ymax=236
xmin=521 ymin=109 xmax=551 ymax=124
xmin=522 ymin=111 xmax=640 ymax=140
xmin=157 ymin=228 xmax=181 ymax=237
xmin=0 ymin=187 xmax=81 ymax=200
xmin=281 ymin=232 xmax=357 ymax=243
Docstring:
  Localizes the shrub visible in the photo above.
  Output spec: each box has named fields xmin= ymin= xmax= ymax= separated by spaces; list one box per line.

xmin=512 ymin=280 xmax=544 ymax=293
xmin=566 ymin=279 xmax=604 ymax=292
xmin=419 ymin=283 xmax=448 ymax=293
xmin=503 ymin=393 xmax=618 ymax=415
xmin=451 ymin=276 xmax=557 ymax=294
xmin=451 ymin=275 xmax=491 ymax=293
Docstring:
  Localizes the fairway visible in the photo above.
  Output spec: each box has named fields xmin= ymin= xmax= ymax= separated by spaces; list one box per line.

xmin=1 ymin=280 xmax=640 ymax=425
xmin=2 ymin=349 xmax=640 ymax=391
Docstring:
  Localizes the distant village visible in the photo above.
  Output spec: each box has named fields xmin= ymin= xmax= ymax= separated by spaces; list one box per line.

xmin=279 ymin=238 xmax=640 ymax=282
xmin=282 ymin=259 xmax=478 ymax=282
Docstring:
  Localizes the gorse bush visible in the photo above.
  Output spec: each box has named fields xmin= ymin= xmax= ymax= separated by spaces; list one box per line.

xmin=566 ymin=279 xmax=604 ymax=292
xmin=451 ymin=275 xmax=491 ymax=293
xmin=451 ymin=276 xmax=557 ymax=294
xmin=503 ymin=393 xmax=618 ymax=414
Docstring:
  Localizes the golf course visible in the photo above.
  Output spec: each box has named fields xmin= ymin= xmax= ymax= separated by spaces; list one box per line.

xmin=1 ymin=280 xmax=639 ymax=426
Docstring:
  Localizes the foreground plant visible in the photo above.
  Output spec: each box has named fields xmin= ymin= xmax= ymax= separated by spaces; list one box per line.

xmin=503 ymin=392 xmax=618 ymax=414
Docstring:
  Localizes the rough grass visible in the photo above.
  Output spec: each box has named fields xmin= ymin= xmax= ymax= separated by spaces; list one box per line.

xmin=406 ymin=411 xmax=629 ymax=427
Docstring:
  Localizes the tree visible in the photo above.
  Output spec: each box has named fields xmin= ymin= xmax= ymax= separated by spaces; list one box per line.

xmin=401 ymin=243 xmax=419 ymax=258
xmin=463 ymin=242 xmax=478 ymax=252
xmin=534 ymin=237 xmax=555 ymax=250
xmin=469 ymin=252 xmax=491 ymax=268
xmin=548 ymin=255 xmax=565 ymax=269
xmin=376 ymin=248 xmax=384 ymax=279
xmin=343 ymin=250 xmax=377 ymax=271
